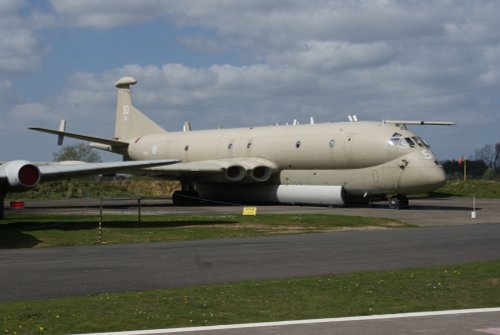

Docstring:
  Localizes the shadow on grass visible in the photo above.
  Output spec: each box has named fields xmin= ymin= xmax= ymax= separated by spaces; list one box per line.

xmin=0 ymin=231 xmax=42 ymax=249
xmin=0 ymin=220 xmax=237 ymax=249
xmin=0 ymin=220 xmax=238 ymax=231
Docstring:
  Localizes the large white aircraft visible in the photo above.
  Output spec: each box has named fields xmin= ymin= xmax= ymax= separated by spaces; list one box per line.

xmin=0 ymin=158 xmax=178 ymax=218
xmin=31 ymin=76 xmax=455 ymax=209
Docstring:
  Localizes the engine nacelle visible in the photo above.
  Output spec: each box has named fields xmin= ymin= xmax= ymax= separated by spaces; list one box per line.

xmin=0 ymin=160 xmax=41 ymax=192
xmin=239 ymin=158 xmax=276 ymax=182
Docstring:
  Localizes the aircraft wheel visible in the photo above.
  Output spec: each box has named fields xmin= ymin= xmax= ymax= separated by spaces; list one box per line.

xmin=172 ymin=190 xmax=201 ymax=206
xmin=388 ymin=195 xmax=409 ymax=210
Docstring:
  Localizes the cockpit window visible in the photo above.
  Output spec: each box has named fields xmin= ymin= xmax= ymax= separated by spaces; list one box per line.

xmin=412 ymin=137 xmax=424 ymax=147
xmin=404 ymin=137 xmax=416 ymax=147
xmin=388 ymin=136 xmax=401 ymax=146
xmin=388 ymin=134 xmax=431 ymax=148
xmin=388 ymin=133 xmax=402 ymax=146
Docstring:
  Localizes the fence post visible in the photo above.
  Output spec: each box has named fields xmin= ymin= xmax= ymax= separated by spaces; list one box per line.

xmin=138 ymin=198 xmax=142 ymax=223
xmin=98 ymin=197 xmax=103 ymax=243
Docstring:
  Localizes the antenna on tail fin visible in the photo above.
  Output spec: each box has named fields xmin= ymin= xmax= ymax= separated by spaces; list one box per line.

xmin=114 ymin=76 xmax=166 ymax=141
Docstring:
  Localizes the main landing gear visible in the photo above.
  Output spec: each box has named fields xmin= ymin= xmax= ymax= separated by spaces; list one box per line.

xmin=172 ymin=178 xmax=201 ymax=205
xmin=172 ymin=190 xmax=201 ymax=205
xmin=388 ymin=195 xmax=409 ymax=209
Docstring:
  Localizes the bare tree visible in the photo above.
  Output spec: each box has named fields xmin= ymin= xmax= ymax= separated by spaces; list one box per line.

xmin=53 ymin=144 xmax=102 ymax=163
xmin=496 ymin=142 xmax=500 ymax=168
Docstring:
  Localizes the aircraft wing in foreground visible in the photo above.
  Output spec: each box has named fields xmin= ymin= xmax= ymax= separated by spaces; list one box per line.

xmin=0 ymin=159 xmax=179 ymax=218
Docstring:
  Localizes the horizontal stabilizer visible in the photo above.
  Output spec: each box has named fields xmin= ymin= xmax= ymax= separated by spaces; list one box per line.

xmin=383 ymin=120 xmax=456 ymax=126
xmin=29 ymin=127 xmax=129 ymax=148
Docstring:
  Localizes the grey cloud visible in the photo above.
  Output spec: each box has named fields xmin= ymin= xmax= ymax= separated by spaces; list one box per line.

xmin=268 ymin=41 xmax=395 ymax=72
xmin=16 ymin=0 xmax=500 ymax=160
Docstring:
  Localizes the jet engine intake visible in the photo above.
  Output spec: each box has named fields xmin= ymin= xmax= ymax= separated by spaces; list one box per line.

xmin=249 ymin=165 xmax=273 ymax=182
xmin=224 ymin=165 xmax=246 ymax=182
xmin=0 ymin=160 xmax=41 ymax=192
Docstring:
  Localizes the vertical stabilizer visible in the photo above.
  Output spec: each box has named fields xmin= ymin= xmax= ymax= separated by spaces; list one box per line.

xmin=114 ymin=76 xmax=166 ymax=140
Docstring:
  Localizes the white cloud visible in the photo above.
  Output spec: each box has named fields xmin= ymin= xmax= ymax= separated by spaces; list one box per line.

xmin=0 ymin=80 xmax=19 ymax=105
xmin=0 ymin=2 xmax=53 ymax=75
xmin=178 ymin=35 xmax=220 ymax=53
xmin=0 ymin=0 xmax=26 ymax=14
xmin=5 ymin=0 xmax=500 ymax=160
xmin=0 ymin=103 xmax=60 ymax=131
xmin=49 ymin=0 xmax=168 ymax=29
xmin=0 ymin=30 xmax=41 ymax=74
xmin=268 ymin=41 xmax=395 ymax=72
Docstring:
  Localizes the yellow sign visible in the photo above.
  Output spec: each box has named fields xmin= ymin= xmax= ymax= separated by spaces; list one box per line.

xmin=242 ymin=207 xmax=257 ymax=216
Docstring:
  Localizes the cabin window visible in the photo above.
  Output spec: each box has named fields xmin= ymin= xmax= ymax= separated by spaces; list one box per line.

xmin=295 ymin=141 xmax=301 ymax=148
xmin=228 ymin=143 xmax=233 ymax=150
xmin=247 ymin=142 xmax=252 ymax=149
xmin=184 ymin=145 xmax=189 ymax=151
xmin=329 ymin=139 xmax=335 ymax=148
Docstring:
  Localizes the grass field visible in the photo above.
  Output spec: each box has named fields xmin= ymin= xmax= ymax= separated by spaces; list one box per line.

xmin=0 ymin=214 xmax=410 ymax=248
xmin=1 ymin=260 xmax=499 ymax=335
xmin=433 ymin=179 xmax=500 ymax=199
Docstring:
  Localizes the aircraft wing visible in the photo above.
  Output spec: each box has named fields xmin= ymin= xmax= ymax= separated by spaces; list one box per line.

xmin=145 ymin=158 xmax=277 ymax=183
xmin=383 ymin=120 xmax=456 ymax=126
xmin=37 ymin=159 xmax=180 ymax=182
xmin=0 ymin=159 xmax=179 ymax=193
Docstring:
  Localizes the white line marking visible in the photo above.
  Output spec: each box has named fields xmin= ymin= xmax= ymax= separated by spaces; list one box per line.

xmin=74 ymin=307 xmax=500 ymax=335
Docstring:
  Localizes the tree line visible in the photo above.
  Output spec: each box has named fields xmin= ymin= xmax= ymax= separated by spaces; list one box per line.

xmin=441 ymin=142 xmax=500 ymax=180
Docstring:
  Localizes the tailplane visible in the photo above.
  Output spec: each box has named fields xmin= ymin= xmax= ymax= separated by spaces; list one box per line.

xmin=114 ymin=76 xmax=166 ymax=140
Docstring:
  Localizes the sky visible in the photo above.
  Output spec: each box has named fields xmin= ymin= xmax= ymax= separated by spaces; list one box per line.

xmin=1 ymin=0 xmax=499 ymax=162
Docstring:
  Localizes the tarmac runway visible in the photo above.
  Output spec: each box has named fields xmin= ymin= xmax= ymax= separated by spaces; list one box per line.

xmin=2 ymin=197 xmax=500 ymax=335
xmin=1 ymin=217 xmax=500 ymax=302
xmin=5 ymin=196 xmax=499 ymax=227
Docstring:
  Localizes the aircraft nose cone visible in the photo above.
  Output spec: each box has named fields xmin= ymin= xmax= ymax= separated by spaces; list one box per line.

xmin=425 ymin=165 xmax=446 ymax=190
xmin=396 ymin=153 xmax=447 ymax=194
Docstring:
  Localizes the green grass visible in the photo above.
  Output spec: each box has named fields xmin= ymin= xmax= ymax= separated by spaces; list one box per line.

xmin=1 ymin=260 xmax=499 ymax=335
xmin=432 ymin=179 xmax=500 ymax=199
xmin=0 ymin=214 xmax=410 ymax=249
xmin=6 ymin=177 xmax=180 ymax=200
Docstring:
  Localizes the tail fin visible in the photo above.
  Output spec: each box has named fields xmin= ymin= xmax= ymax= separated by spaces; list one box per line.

xmin=114 ymin=76 xmax=167 ymax=141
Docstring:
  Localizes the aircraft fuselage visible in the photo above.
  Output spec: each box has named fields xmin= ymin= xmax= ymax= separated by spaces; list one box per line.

xmin=126 ymin=121 xmax=445 ymax=198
